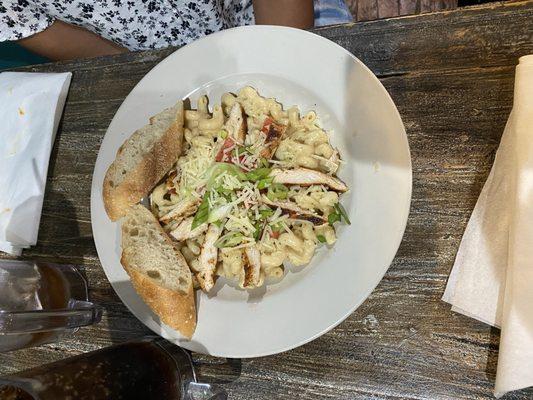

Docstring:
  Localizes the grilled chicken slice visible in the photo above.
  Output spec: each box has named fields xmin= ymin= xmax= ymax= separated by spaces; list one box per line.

xmin=196 ymin=223 xmax=222 ymax=292
xmin=270 ymin=168 xmax=348 ymax=192
xmin=260 ymin=117 xmax=286 ymax=159
xmin=226 ymin=103 xmax=246 ymax=143
xmin=159 ymin=197 xmax=200 ymax=225
xmin=262 ymin=197 xmax=327 ymax=226
xmin=169 ymin=217 xmax=208 ymax=241
xmin=241 ymin=245 xmax=262 ymax=289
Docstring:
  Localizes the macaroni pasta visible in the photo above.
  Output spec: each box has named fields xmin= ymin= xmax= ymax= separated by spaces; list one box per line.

xmin=150 ymin=87 xmax=349 ymax=291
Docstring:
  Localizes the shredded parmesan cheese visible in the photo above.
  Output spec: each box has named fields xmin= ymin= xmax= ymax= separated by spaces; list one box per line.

xmin=149 ymin=87 xmax=347 ymax=289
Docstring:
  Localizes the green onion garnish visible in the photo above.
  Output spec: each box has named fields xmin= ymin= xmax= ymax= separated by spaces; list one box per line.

xmin=328 ymin=211 xmax=341 ymax=225
xmin=253 ymin=222 xmax=262 ymax=240
xmin=259 ymin=208 xmax=274 ymax=219
xmin=245 ymin=167 xmax=271 ymax=182
xmin=214 ymin=231 xmax=244 ymax=248
xmin=267 ymin=183 xmax=288 ymax=201
xmin=206 ymin=162 xmax=246 ymax=189
xmin=335 ymin=203 xmax=351 ymax=225
xmin=242 ymin=146 xmax=254 ymax=155
xmin=257 ymin=177 xmax=273 ymax=190
xmin=192 ymin=193 xmax=210 ymax=230
xmin=271 ymin=222 xmax=284 ymax=232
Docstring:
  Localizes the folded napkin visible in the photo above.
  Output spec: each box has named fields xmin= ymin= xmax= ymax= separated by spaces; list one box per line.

xmin=0 ymin=72 xmax=72 ymax=256
xmin=442 ymin=55 xmax=533 ymax=397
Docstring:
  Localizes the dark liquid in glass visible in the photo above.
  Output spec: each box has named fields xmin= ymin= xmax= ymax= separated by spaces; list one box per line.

xmin=0 ymin=339 xmax=189 ymax=400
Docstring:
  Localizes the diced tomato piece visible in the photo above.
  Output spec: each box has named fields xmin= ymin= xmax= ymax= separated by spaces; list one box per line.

xmin=270 ymin=231 xmax=280 ymax=239
xmin=261 ymin=117 xmax=274 ymax=134
xmin=215 ymin=137 xmax=236 ymax=162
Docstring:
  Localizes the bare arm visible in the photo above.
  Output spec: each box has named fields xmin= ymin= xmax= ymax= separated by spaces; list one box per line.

xmin=18 ymin=20 xmax=127 ymax=61
xmin=253 ymin=0 xmax=314 ymax=29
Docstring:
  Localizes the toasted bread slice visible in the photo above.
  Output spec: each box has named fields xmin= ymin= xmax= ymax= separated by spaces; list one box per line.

xmin=121 ymin=204 xmax=196 ymax=338
xmin=104 ymin=101 xmax=184 ymax=221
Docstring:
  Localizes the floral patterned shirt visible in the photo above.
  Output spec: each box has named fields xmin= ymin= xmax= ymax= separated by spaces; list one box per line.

xmin=0 ymin=0 xmax=255 ymax=50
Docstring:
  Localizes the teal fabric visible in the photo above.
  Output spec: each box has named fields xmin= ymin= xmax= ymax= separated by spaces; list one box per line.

xmin=0 ymin=42 xmax=48 ymax=70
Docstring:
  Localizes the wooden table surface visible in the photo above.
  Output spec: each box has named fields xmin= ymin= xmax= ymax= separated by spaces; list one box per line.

xmin=1 ymin=2 xmax=533 ymax=399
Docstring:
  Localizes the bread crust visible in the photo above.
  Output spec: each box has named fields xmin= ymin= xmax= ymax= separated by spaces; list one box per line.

xmin=120 ymin=204 xmax=197 ymax=339
xmin=103 ymin=103 xmax=184 ymax=221
xmin=122 ymin=261 xmax=197 ymax=339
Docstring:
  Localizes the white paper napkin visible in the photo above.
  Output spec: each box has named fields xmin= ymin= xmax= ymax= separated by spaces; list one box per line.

xmin=0 ymin=72 xmax=72 ymax=256
xmin=442 ymin=55 xmax=533 ymax=397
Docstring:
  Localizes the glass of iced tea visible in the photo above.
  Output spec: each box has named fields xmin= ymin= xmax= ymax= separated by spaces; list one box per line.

xmin=0 ymin=260 xmax=102 ymax=352
xmin=0 ymin=337 xmax=227 ymax=400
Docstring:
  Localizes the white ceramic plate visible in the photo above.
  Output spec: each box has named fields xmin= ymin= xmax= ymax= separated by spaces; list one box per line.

xmin=91 ymin=26 xmax=411 ymax=358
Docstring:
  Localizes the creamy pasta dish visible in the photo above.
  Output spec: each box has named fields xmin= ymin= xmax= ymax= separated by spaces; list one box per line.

xmin=150 ymin=87 xmax=350 ymax=291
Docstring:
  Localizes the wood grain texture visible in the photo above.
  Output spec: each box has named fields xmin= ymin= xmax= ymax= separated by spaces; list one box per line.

xmin=1 ymin=1 xmax=533 ymax=399
xmin=356 ymin=0 xmax=378 ymax=21
xmin=399 ymin=0 xmax=418 ymax=15
xmin=346 ymin=0 xmax=458 ymax=20
xmin=378 ymin=0 xmax=400 ymax=18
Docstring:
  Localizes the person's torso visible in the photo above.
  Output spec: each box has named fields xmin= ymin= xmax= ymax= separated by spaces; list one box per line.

xmin=29 ymin=0 xmax=254 ymax=50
